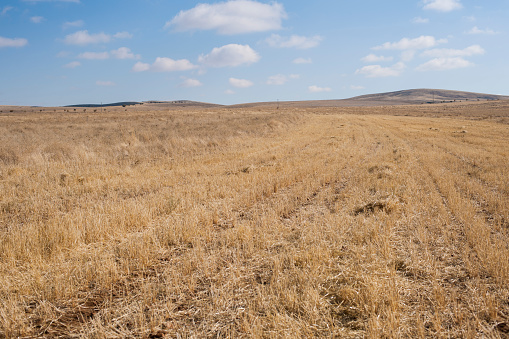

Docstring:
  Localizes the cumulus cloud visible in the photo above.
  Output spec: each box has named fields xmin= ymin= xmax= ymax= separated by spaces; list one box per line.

xmin=412 ymin=17 xmax=429 ymax=24
xmin=132 ymin=62 xmax=150 ymax=72
xmin=199 ymin=44 xmax=260 ymax=68
xmin=113 ymin=31 xmax=133 ymax=39
xmin=293 ymin=57 xmax=312 ymax=64
xmin=309 ymin=85 xmax=332 ymax=93
xmin=229 ymin=78 xmax=254 ymax=88
xmin=152 ymin=57 xmax=197 ymax=72
xmin=265 ymin=34 xmax=323 ymax=49
xmin=361 ymin=54 xmax=394 ymax=63
xmin=466 ymin=26 xmax=499 ymax=35
xmin=180 ymin=78 xmax=203 ymax=88
xmin=63 ymin=30 xmax=132 ymax=45
xmin=63 ymin=61 xmax=81 ymax=68
xmin=421 ymin=45 xmax=485 ymax=58
xmin=110 ymin=47 xmax=140 ymax=59
xmin=132 ymin=57 xmax=197 ymax=72
xmin=356 ymin=62 xmax=406 ymax=78
xmin=96 ymin=81 xmax=115 ymax=86
xmin=422 ymin=0 xmax=462 ymax=12
xmin=373 ymin=35 xmax=447 ymax=50
xmin=63 ymin=20 xmax=84 ymax=30
xmin=401 ymin=50 xmax=417 ymax=62
xmin=0 ymin=36 xmax=28 ymax=48
xmin=30 ymin=16 xmax=44 ymax=23
xmin=64 ymin=30 xmax=110 ymax=45
xmin=166 ymin=0 xmax=287 ymax=35
xmin=416 ymin=57 xmax=472 ymax=71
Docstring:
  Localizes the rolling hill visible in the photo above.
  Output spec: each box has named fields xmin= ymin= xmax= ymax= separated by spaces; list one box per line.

xmin=231 ymin=89 xmax=509 ymax=108
xmin=2 ymin=89 xmax=508 ymax=112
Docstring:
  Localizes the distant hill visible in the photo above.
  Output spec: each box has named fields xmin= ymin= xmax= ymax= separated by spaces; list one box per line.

xmin=231 ymin=89 xmax=509 ymax=108
xmin=65 ymin=102 xmax=142 ymax=108
xmin=348 ymin=89 xmax=508 ymax=104
xmin=141 ymin=100 xmax=223 ymax=108
xmin=64 ymin=100 xmax=222 ymax=108
xmin=8 ymin=89 xmax=508 ymax=110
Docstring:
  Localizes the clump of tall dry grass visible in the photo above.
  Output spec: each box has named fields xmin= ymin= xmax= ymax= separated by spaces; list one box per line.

xmin=1 ymin=104 xmax=508 ymax=337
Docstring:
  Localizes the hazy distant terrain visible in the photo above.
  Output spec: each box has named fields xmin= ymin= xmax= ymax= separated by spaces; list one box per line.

xmin=1 ymin=89 xmax=508 ymax=112
xmin=232 ymin=89 xmax=509 ymax=108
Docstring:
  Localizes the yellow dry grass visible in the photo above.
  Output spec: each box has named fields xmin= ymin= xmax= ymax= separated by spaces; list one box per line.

xmin=0 ymin=102 xmax=508 ymax=338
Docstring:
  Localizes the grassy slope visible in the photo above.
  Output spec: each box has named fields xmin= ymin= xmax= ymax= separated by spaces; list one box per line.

xmin=1 ymin=103 xmax=508 ymax=337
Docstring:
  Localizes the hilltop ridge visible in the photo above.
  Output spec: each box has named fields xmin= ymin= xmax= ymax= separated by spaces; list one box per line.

xmin=231 ymin=89 xmax=509 ymax=108
xmin=348 ymin=88 xmax=507 ymax=104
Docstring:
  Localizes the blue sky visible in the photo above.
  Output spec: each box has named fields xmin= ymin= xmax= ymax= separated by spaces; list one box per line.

xmin=0 ymin=0 xmax=507 ymax=106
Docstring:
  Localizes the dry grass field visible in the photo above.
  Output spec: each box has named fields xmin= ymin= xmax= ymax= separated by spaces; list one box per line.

xmin=1 ymin=101 xmax=509 ymax=338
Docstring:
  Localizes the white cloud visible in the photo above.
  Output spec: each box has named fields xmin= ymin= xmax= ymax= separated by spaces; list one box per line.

xmin=361 ymin=54 xmax=393 ymax=63
xmin=199 ymin=44 xmax=260 ymax=68
xmin=229 ymin=78 xmax=253 ymax=88
xmin=132 ymin=58 xmax=197 ymax=72
xmin=63 ymin=61 xmax=81 ymax=68
xmin=78 ymin=51 xmax=110 ymax=60
xmin=466 ymin=26 xmax=499 ymax=35
xmin=110 ymin=47 xmax=140 ymax=60
xmin=113 ymin=31 xmax=133 ymax=39
xmin=293 ymin=57 xmax=312 ymax=64
xmin=373 ymin=35 xmax=447 ymax=50
xmin=1 ymin=6 xmax=14 ymax=16
xmin=416 ymin=57 xmax=473 ymax=71
xmin=401 ymin=50 xmax=416 ymax=62
xmin=225 ymin=89 xmax=235 ymax=95
xmin=180 ymin=78 xmax=203 ymax=88
xmin=422 ymin=0 xmax=462 ymax=12
xmin=166 ymin=0 xmax=287 ymax=35
xmin=356 ymin=62 xmax=406 ymax=78
xmin=132 ymin=62 xmax=150 ymax=72
xmin=152 ymin=57 xmax=197 ymax=72
xmin=30 ymin=16 xmax=44 ymax=23
xmin=0 ymin=36 xmax=28 ymax=48
xmin=63 ymin=20 xmax=84 ymax=30
xmin=64 ymin=30 xmax=110 ymax=45
xmin=309 ymin=85 xmax=332 ymax=93
xmin=96 ymin=81 xmax=115 ymax=86
xmin=350 ymin=85 xmax=365 ymax=90
xmin=63 ymin=30 xmax=132 ymax=45
xmin=266 ymin=34 xmax=323 ymax=49
xmin=412 ymin=17 xmax=429 ymax=24
xmin=421 ymin=45 xmax=485 ymax=58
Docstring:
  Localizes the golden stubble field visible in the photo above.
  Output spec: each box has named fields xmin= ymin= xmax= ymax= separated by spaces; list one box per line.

xmin=0 ymin=102 xmax=508 ymax=338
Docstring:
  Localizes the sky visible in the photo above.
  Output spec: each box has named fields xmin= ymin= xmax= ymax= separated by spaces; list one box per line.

xmin=0 ymin=0 xmax=508 ymax=106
